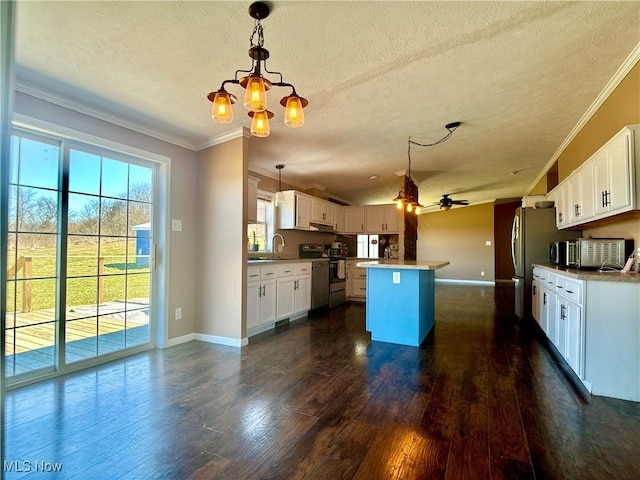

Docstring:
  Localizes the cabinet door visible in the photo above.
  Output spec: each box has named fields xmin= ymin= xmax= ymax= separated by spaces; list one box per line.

xmin=565 ymin=301 xmax=583 ymax=378
xmin=346 ymin=267 xmax=353 ymax=296
xmin=261 ymin=280 xmax=277 ymax=325
xmin=531 ymin=281 xmax=540 ymax=324
xmin=566 ymin=176 xmax=580 ymax=224
xmin=334 ymin=206 xmax=345 ymax=233
xmin=323 ymin=203 xmax=335 ymax=226
xmin=276 ymin=277 xmax=295 ymax=320
xmin=555 ymin=299 xmax=568 ymax=358
xmin=577 ymin=166 xmax=595 ymax=221
xmin=607 ymin=131 xmax=632 ymax=213
xmin=296 ymin=194 xmax=311 ymax=229
xmin=592 ymin=149 xmax=609 ymax=216
xmin=344 ymin=206 xmax=366 ymax=233
xmin=247 ymin=282 xmax=261 ymax=330
xmin=366 ymin=205 xmax=386 ymax=233
xmin=294 ymin=275 xmax=311 ymax=313
xmin=384 ymin=204 xmax=400 ymax=233
xmin=554 ymin=183 xmax=569 ymax=228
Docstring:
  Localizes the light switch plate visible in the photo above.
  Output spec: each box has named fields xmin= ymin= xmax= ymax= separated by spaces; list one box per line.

xmin=175 ymin=307 xmax=182 ymax=320
xmin=393 ymin=272 xmax=401 ymax=284
xmin=485 ymin=240 xmax=492 ymax=246
xmin=171 ymin=219 xmax=182 ymax=232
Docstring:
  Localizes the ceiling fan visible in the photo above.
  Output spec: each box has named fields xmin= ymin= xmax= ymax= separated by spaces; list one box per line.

xmin=435 ymin=194 xmax=469 ymax=211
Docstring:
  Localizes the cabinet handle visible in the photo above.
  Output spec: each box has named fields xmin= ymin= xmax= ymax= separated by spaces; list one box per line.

xmin=601 ymin=191 xmax=606 ymax=208
xmin=557 ymin=285 xmax=563 ymax=289
xmin=560 ymin=304 xmax=566 ymax=320
xmin=559 ymin=212 xmax=563 ymax=222
xmin=543 ymin=293 xmax=547 ymax=305
xmin=262 ymin=285 xmax=265 ymax=296
xmin=258 ymin=286 xmax=262 ymax=298
xmin=533 ymin=285 xmax=537 ymax=294
xmin=566 ymin=290 xmax=574 ymax=294
xmin=361 ymin=224 xmax=364 ymax=231
xmin=605 ymin=190 xmax=611 ymax=207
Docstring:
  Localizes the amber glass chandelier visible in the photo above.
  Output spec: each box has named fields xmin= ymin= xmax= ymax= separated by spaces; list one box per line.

xmin=393 ymin=122 xmax=461 ymax=213
xmin=207 ymin=2 xmax=308 ymax=137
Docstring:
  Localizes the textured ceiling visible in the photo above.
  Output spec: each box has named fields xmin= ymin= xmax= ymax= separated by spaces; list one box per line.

xmin=14 ymin=1 xmax=640 ymax=209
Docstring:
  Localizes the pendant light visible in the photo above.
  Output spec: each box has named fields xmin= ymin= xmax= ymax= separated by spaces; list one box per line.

xmin=275 ymin=164 xmax=285 ymax=207
xmin=393 ymin=122 xmax=462 ymax=213
xmin=206 ymin=2 xmax=308 ymax=137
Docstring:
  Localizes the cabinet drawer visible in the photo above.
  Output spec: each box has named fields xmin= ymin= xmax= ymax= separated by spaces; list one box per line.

xmin=261 ymin=265 xmax=277 ymax=280
xmin=556 ymin=276 xmax=583 ymax=305
xmin=276 ymin=263 xmax=295 ymax=277
xmin=295 ymin=262 xmax=311 ymax=275
xmin=353 ymin=278 xmax=367 ymax=296
xmin=346 ymin=260 xmax=356 ymax=268
xmin=544 ymin=272 xmax=556 ymax=288
xmin=355 ymin=268 xmax=367 ymax=279
xmin=247 ymin=266 xmax=261 ymax=282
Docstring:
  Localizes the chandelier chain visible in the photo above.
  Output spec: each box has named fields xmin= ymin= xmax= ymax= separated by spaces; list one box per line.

xmin=408 ymin=123 xmax=459 ymax=148
xmin=250 ymin=20 xmax=265 ymax=48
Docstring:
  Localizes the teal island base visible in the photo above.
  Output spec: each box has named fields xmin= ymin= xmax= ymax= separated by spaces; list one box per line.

xmin=359 ymin=260 xmax=449 ymax=347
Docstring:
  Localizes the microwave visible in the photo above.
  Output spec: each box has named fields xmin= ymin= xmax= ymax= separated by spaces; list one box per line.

xmin=565 ymin=238 xmax=634 ymax=269
xmin=549 ymin=241 xmax=567 ymax=265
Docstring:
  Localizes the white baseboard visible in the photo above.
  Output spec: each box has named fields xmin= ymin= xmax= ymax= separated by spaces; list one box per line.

xmin=194 ymin=333 xmax=248 ymax=348
xmin=163 ymin=333 xmax=195 ymax=348
xmin=436 ymin=278 xmax=496 ymax=286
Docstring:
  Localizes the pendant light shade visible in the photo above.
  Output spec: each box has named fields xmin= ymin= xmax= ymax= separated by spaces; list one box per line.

xmin=243 ymin=76 xmax=268 ymax=112
xmin=210 ymin=90 xmax=235 ymax=124
xmin=281 ymin=94 xmax=307 ymax=128
xmin=249 ymin=110 xmax=273 ymax=137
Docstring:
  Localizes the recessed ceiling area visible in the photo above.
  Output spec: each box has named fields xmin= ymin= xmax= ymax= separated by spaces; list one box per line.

xmin=13 ymin=1 xmax=640 ymax=207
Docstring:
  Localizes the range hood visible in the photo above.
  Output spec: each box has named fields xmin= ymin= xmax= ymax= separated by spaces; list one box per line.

xmin=309 ymin=222 xmax=337 ymax=233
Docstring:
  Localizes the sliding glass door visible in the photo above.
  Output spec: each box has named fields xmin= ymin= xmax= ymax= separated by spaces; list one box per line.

xmin=5 ymin=129 xmax=157 ymax=382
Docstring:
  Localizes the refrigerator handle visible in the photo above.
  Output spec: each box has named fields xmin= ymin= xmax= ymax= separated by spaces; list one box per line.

xmin=511 ymin=213 xmax=519 ymax=272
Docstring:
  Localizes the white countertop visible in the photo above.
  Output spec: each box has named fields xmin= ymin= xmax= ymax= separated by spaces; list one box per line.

xmin=533 ymin=263 xmax=640 ymax=284
xmin=356 ymin=259 xmax=450 ymax=270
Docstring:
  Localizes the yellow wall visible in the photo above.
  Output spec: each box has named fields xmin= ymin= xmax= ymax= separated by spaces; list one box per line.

xmin=558 ymin=64 xmax=640 ymax=181
xmin=529 ymin=176 xmax=547 ymax=196
xmin=417 ymin=203 xmax=495 ymax=282
xmin=196 ymin=136 xmax=248 ymax=341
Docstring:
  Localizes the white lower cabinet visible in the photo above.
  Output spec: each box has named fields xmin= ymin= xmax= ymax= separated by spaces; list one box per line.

xmin=247 ymin=265 xmax=277 ymax=330
xmin=275 ymin=262 xmax=311 ymax=320
xmin=346 ymin=260 xmax=367 ymax=299
xmin=533 ymin=267 xmax=584 ymax=380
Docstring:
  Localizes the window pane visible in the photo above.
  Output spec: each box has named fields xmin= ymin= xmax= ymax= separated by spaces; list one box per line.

xmin=127 ymin=237 xmax=150 ymax=270
xmin=14 ymin=323 xmax=56 ymax=374
xmin=69 ymin=150 xmax=101 ymax=195
xmin=7 ymin=184 xmax=17 ymax=231
xmin=100 ymin=275 xmax=126 ymax=305
xmin=129 ymin=164 xmax=152 ymax=201
xmin=127 ymin=272 xmax=150 ymax=305
xmin=14 ymin=278 xmax=57 ymax=314
xmin=66 ymin=277 xmax=98 ymax=313
xmin=17 ymin=137 xmax=59 ymax=190
xmin=17 ymin=233 xmax=58 ymax=278
xmin=128 ymin=201 xmax=151 ymax=237
xmin=101 ymin=158 xmax=128 ymax=199
xmin=98 ymin=314 xmax=124 ymax=355
xmin=17 ymin=186 xmax=58 ymax=233
xmin=68 ymin=192 xmax=100 ymax=235
xmin=100 ymin=198 xmax=128 ymax=236
xmin=100 ymin=237 xmax=127 ymax=272
xmin=67 ymin=236 xmax=99 ymax=277
xmin=66 ymin=318 xmax=98 ymax=363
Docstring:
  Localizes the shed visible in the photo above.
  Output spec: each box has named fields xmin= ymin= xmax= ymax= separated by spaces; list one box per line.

xmin=132 ymin=222 xmax=151 ymax=267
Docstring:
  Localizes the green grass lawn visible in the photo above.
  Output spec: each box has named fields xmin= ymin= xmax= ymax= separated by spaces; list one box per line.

xmin=7 ymin=238 xmax=151 ymax=313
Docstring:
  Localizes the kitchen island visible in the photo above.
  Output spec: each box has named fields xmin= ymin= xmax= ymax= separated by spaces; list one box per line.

xmin=356 ymin=260 xmax=449 ymax=346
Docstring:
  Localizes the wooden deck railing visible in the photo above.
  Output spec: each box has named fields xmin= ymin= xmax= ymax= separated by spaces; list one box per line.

xmin=7 ymin=256 xmax=106 ymax=313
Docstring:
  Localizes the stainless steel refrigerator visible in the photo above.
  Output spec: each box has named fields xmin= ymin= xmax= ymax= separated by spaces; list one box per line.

xmin=511 ymin=207 xmax=577 ymax=319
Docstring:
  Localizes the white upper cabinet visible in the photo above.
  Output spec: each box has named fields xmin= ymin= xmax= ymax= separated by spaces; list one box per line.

xmin=310 ymin=198 xmax=335 ymax=226
xmin=593 ymin=129 xmax=633 ymax=216
xmin=277 ymin=190 xmax=311 ymax=230
xmin=366 ymin=204 xmax=399 ymax=233
xmin=550 ymin=125 xmax=638 ymax=229
xmin=343 ymin=206 xmax=366 ymax=233
xmin=334 ymin=205 xmax=345 ymax=233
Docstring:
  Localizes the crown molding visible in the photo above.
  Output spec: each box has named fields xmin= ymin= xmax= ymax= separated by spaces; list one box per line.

xmin=525 ymin=42 xmax=640 ymax=195
xmin=14 ymin=81 xmax=198 ymax=151
xmin=195 ymin=127 xmax=251 ymax=150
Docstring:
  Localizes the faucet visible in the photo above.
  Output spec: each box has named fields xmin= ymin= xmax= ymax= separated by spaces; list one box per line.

xmin=271 ymin=233 xmax=285 ymax=257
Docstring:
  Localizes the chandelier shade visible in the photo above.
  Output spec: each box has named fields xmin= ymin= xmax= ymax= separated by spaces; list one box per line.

xmin=206 ymin=2 xmax=308 ymax=137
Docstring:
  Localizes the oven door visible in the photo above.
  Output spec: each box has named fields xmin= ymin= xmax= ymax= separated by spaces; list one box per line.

xmin=329 ymin=259 xmax=346 ymax=284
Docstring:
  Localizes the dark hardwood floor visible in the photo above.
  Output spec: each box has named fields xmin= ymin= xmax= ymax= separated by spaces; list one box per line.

xmin=4 ymin=284 xmax=640 ymax=479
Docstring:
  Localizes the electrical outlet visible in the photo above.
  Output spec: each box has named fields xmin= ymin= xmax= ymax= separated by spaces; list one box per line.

xmin=485 ymin=240 xmax=492 ymax=246
xmin=175 ymin=307 xmax=182 ymax=320
xmin=481 ymin=271 xmax=485 ymax=277
xmin=393 ymin=272 xmax=401 ymax=284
